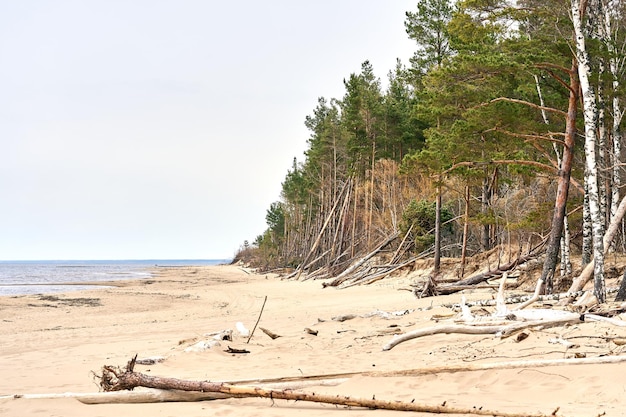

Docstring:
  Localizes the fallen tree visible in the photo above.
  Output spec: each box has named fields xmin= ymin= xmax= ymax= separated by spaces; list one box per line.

xmin=91 ymin=355 xmax=560 ymax=416
xmin=6 ymin=355 xmax=626 ymax=407
xmin=564 ymin=194 xmax=626 ymax=301
xmin=433 ymin=244 xmax=545 ymax=296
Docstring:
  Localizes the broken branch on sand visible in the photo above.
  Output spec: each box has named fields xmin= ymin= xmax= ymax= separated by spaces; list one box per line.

xmin=246 ymin=295 xmax=267 ymax=343
xmin=93 ymin=355 xmax=558 ymax=417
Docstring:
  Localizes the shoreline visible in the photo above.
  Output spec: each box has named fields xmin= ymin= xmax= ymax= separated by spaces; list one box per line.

xmin=0 ymin=264 xmax=623 ymax=416
xmin=0 ymin=280 xmax=132 ymax=288
xmin=0 ymin=260 xmax=231 ymax=297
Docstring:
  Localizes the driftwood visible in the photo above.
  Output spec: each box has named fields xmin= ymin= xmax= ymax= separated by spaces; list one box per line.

xmin=584 ymin=313 xmax=626 ymax=327
xmin=259 ymin=327 xmax=281 ymax=339
xmin=0 ymin=377 xmax=353 ymax=404
xmin=0 ymin=390 xmax=230 ymax=403
xmin=94 ymin=357 xmax=558 ymax=416
xmin=7 ymin=355 xmax=626 ymax=406
xmin=382 ymin=315 xmax=583 ymax=351
xmin=384 ymin=293 xmax=626 ymax=350
xmin=443 ymin=291 xmax=587 ymax=309
xmin=225 ymin=346 xmax=250 ymax=354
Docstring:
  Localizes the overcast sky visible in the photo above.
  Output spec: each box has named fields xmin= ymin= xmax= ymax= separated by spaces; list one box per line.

xmin=0 ymin=1 xmax=417 ymax=260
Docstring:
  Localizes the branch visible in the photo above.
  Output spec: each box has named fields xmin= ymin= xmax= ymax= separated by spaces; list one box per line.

xmin=492 ymin=128 xmax=567 ymax=146
xmin=480 ymin=97 xmax=568 ymax=117
xmin=534 ymin=62 xmax=573 ymax=74
xmin=534 ymin=63 xmax=576 ymax=93
xmin=442 ymin=160 xmax=557 ymax=176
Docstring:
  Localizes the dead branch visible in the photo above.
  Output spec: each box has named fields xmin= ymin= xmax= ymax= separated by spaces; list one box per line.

xmin=95 ymin=362 xmax=558 ymax=416
xmin=225 ymin=346 xmax=250 ymax=354
xmin=485 ymin=97 xmax=568 ymax=117
xmin=247 ymin=295 xmax=267 ymax=343
xmin=259 ymin=327 xmax=281 ymax=339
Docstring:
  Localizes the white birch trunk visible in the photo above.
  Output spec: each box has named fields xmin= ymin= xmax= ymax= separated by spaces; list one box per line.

xmin=602 ymin=1 xmax=624 ymax=244
xmin=562 ymin=215 xmax=572 ymax=275
xmin=572 ymin=0 xmax=606 ymax=302
xmin=582 ymin=181 xmax=593 ymax=265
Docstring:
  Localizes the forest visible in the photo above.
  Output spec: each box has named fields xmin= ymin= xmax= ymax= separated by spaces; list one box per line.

xmin=235 ymin=0 xmax=626 ymax=305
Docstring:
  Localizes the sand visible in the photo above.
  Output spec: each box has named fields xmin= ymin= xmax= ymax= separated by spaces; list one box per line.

xmin=0 ymin=264 xmax=624 ymax=417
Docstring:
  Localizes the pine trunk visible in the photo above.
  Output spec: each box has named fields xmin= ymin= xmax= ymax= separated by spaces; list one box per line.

xmin=434 ymin=181 xmax=442 ymax=275
xmin=538 ymin=59 xmax=579 ymax=295
xmin=460 ymin=184 xmax=470 ymax=278
xmin=535 ymin=73 xmax=573 ymax=276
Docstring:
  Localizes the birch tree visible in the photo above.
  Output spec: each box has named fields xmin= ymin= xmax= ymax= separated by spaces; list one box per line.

xmin=572 ymin=0 xmax=607 ymax=302
xmin=600 ymin=0 xmax=626 ymax=237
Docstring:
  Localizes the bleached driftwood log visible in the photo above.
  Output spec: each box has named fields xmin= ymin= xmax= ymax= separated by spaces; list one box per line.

xmin=584 ymin=313 xmax=626 ymax=327
xmin=382 ymin=314 xmax=583 ymax=351
xmin=0 ymin=390 xmax=228 ymax=403
xmin=371 ymin=355 xmax=626 ymax=375
xmin=443 ymin=291 xmax=587 ymax=309
xmin=0 ymin=376 xmax=352 ymax=404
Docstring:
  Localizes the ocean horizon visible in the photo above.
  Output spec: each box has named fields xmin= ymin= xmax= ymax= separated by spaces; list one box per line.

xmin=0 ymin=259 xmax=231 ymax=296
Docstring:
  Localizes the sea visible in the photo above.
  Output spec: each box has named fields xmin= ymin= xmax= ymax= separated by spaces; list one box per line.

xmin=0 ymin=259 xmax=230 ymax=297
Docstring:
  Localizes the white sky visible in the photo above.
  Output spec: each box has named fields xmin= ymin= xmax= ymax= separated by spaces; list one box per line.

xmin=0 ymin=1 xmax=417 ymax=260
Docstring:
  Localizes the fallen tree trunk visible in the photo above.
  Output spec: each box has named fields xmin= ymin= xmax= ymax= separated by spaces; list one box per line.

xmin=436 ymin=248 xmax=543 ymax=295
xmin=372 ymin=355 xmax=626 ymax=376
xmin=323 ymin=232 xmax=399 ymax=287
xmin=96 ymin=362 xmax=556 ymax=417
xmin=8 ymin=355 xmax=626 ymax=407
xmin=0 ymin=390 xmax=229 ymax=404
xmin=339 ymin=256 xmax=418 ymax=289
xmin=442 ymin=291 xmax=587 ymax=308
xmin=565 ymin=194 xmax=626 ymax=298
xmin=294 ymin=180 xmax=350 ymax=280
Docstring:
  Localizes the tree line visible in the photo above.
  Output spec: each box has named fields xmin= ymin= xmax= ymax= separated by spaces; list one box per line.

xmin=237 ymin=0 xmax=626 ymax=303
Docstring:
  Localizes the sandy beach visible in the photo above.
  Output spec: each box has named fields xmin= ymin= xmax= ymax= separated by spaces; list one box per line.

xmin=1 ymin=264 xmax=625 ymax=417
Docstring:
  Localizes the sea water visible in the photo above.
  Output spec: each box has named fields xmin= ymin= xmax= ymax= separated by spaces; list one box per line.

xmin=0 ymin=259 xmax=230 ymax=296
